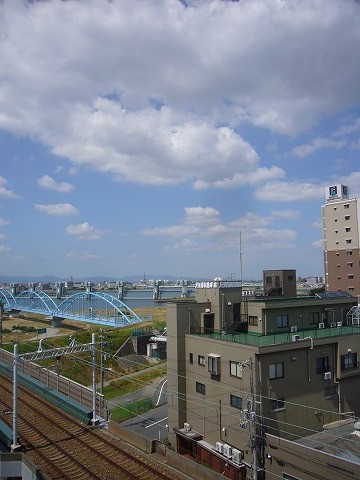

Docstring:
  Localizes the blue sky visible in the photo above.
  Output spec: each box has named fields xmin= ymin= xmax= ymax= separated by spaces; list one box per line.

xmin=1 ymin=0 xmax=360 ymax=281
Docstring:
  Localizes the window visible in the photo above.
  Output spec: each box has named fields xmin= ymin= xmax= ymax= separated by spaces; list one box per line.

xmin=269 ymin=362 xmax=284 ymax=379
xmin=325 ymin=385 xmax=337 ymax=398
xmin=346 ymin=239 xmax=352 ymax=244
xmin=266 ymin=276 xmax=272 ymax=285
xmin=196 ymin=382 xmax=206 ymax=395
xmin=348 ymin=275 xmax=354 ymax=280
xmin=347 ymin=251 xmax=353 ymax=256
xmin=198 ymin=355 xmax=205 ymax=366
xmin=230 ymin=361 xmax=243 ymax=378
xmin=344 ymin=204 xmax=350 ymax=209
xmin=347 ymin=262 xmax=353 ymax=267
xmin=310 ymin=312 xmax=320 ymax=324
xmin=208 ymin=354 xmax=221 ymax=375
xmin=230 ymin=394 xmax=243 ymax=409
xmin=340 ymin=352 xmax=358 ymax=370
xmin=270 ymin=398 xmax=285 ymax=411
xmin=276 ymin=315 xmax=289 ymax=328
xmin=349 ymin=287 xmax=355 ymax=292
xmin=316 ymin=356 xmax=330 ymax=373
xmin=189 ymin=353 xmax=193 ymax=364
xmin=248 ymin=315 xmax=258 ymax=326
xmin=345 ymin=215 xmax=350 ymax=220
xmin=288 ymin=275 xmax=294 ymax=280
xmin=345 ymin=227 xmax=351 ymax=232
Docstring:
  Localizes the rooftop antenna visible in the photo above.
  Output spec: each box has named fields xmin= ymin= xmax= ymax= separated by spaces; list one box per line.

xmin=240 ymin=231 xmax=243 ymax=286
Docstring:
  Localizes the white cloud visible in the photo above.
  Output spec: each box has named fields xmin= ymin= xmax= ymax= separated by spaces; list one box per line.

xmin=37 ymin=175 xmax=74 ymax=193
xmin=292 ymin=137 xmax=347 ymax=158
xmin=271 ymin=209 xmax=300 ymax=220
xmin=312 ymin=239 xmax=323 ymax=248
xmin=184 ymin=207 xmax=220 ymax=225
xmin=66 ymin=251 xmax=101 ymax=260
xmin=255 ymin=181 xmax=324 ymax=202
xmin=66 ymin=222 xmax=105 ymax=240
xmin=0 ymin=218 xmax=9 ymax=227
xmin=0 ymin=176 xmax=18 ymax=198
xmin=0 ymin=245 xmax=10 ymax=253
xmin=35 ymin=203 xmax=79 ymax=216
xmin=0 ymin=1 xmax=359 ymax=188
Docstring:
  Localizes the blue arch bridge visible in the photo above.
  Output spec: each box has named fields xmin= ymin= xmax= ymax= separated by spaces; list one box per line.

xmin=0 ymin=289 xmax=151 ymax=328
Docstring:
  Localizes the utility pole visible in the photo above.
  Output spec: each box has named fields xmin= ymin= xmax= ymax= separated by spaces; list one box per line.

xmin=239 ymin=358 xmax=260 ymax=480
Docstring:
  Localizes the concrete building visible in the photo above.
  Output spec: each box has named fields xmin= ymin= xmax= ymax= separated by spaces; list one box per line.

xmin=166 ymin=275 xmax=360 ymax=479
xmin=322 ymin=184 xmax=360 ymax=295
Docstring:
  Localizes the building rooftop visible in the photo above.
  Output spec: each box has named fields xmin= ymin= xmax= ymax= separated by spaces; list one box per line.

xmin=295 ymin=419 xmax=360 ymax=464
xmin=194 ymin=325 xmax=360 ymax=348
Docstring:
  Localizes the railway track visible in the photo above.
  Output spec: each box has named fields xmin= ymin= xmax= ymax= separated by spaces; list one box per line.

xmin=0 ymin=373 xmax=185 ymax=480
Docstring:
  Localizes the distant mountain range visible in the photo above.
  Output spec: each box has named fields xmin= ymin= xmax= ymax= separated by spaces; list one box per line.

xmin=0 ymin=274 xmax=209 ymax=284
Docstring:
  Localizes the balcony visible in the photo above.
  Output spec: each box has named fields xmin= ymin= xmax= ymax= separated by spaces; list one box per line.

xmin=193 ymin=325 xmax=360 ymax=348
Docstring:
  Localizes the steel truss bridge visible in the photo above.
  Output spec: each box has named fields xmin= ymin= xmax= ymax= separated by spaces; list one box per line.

xmin=0 ymin=290 xmax=150 ymax=327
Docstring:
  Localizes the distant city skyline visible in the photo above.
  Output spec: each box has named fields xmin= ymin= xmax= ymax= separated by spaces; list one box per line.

xmin=1 ymin=1 xmax=360 ymax=279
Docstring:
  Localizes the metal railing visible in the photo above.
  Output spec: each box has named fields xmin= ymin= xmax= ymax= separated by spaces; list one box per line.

xmin=193 ymin=325 xmax=360 ymax=347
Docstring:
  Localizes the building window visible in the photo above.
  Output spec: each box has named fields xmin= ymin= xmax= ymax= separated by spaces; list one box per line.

xmin=344 ymin=204 xmax=350 ymax=209
xmin=230 ymin=394 xmax=243 ymax=410
xmin=349 ymin=287 xmax=355 ymax=292
xmin=345 ymin=215 xmax=350 ymax=220
xmin=316 ymin=356 xmax=330 ymax=373
xmin=189 ymin=353 xmax=193 ymax=364
xmin=347 ymin=262 xmax=353 ymax=267
xmin=266 ymin=276 xmax=272 ymax=285
xmin=230 ymin=361 xmax=243 ymax=378
xmin=269 ymin=362 xmax=284 ymax=379
xmin=310 ymin=312 xmax=320 ymax=324
xmin=325 ymin=385 xmax=337 ymax=398
xmin=270 ymin=398 xmax=285 ymax=411
xmin=198 ymin=355 xmax=205 ymax=366
xmin=347 ymin=251 xmax=353 ymax=255
xmin=196 ymin=382 xmax=206 ymax=395
xmin=346 ymin=239 xmax=352 ymax=244
xmin=345 ymin=227 xmax=351 ymax=232
xmin=248 ymin=316 xmax=258 ymax=326
xmin=340 ymin=352 xmax=358 ymax=370
xmin=208 ymin=355 xmax=221 ymax=375
xmin=276 ymin=315 xmax=289 ymax=328
xmin=335 ymin=230 xmax=338 ymax=233
xmin=348 ymin=275 xmax=354 ymax=279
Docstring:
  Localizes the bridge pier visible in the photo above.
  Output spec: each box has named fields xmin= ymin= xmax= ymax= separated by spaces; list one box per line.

xmin=51 ymin=316 xmax=64 ymax=328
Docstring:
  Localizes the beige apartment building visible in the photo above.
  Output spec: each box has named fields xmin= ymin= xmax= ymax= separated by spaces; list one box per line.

xmin=166 ymin=276 xmax=360 ymax=480
xmin=322 ymin=184 xmax=360 ymax=295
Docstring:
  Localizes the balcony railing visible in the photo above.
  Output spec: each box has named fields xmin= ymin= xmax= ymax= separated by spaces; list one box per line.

xmin=192 ymin=325 xmax=360 ymax=347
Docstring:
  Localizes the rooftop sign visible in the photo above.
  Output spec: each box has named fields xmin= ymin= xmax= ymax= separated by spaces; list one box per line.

xmin=196 ymin=281 xmax=242 ymax=289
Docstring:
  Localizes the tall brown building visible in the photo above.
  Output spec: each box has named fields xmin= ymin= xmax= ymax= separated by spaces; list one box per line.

xmin=322 ymin=184 xmax=360 ymax=295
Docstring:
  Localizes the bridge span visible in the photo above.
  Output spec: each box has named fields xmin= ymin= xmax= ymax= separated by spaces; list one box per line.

xmin=0 ymin=289 xmax=150 ymax=327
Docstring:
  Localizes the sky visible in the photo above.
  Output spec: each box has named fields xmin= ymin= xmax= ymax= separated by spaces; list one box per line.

xmin=1 ymin=0 xmax=360 ymax=282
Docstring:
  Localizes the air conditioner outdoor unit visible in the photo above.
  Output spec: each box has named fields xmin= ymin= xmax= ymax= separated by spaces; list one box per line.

xmin=290 ymin=326 xmax=298 ymax=333
xmin=319 ymin=323 xmax=325 ymax=329
xmin=183 ymin=422 xmax=191 ymax=432
xmin=337 ymin=322 xmax=343 ymax=327
xmin=292 ymin=334 xmax=300 ymax=342
xmin=324 ymin=371 xmax=332 ymax=380
xmin=223 ymin=444 xmax=233 ymax=458
xmin=232 ymin=449 xmax=243 ymax=465
xmin=216 ymin=442 xmax=224 ymax=454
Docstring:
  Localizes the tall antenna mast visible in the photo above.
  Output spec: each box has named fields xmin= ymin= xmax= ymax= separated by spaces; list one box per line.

xmin=240 ymin=231 xmax=243 ymax=285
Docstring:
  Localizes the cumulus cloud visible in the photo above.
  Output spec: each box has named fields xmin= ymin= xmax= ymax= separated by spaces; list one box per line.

xmin=255 ymin=181 xmax=324 ymax=202
xmin=37 ymin=175 xmax=74 ymax=193
xmin=142 ymin=206 xmax=297 ymax=254
xmin=312 ymin=239 xmax=324 ymax=248
xmin=0 ymin=176 xmax=18 ymax=198
xmin=35 ymin=203 xmax=79 ymax=216
xmin=0 ymin=245 xmax=10 ymax=253
xmin=271 ymin=209 xmax=301 ymax=220
xmin=66 ymin=222 xmax=105 ymax=240
xmin=0 ymin=1 xmax=359 ymax=188
xmin=292 ymin=137 xmax=347 ymax=158
xmin=66 ymin=251 xmax=101 ymax=260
